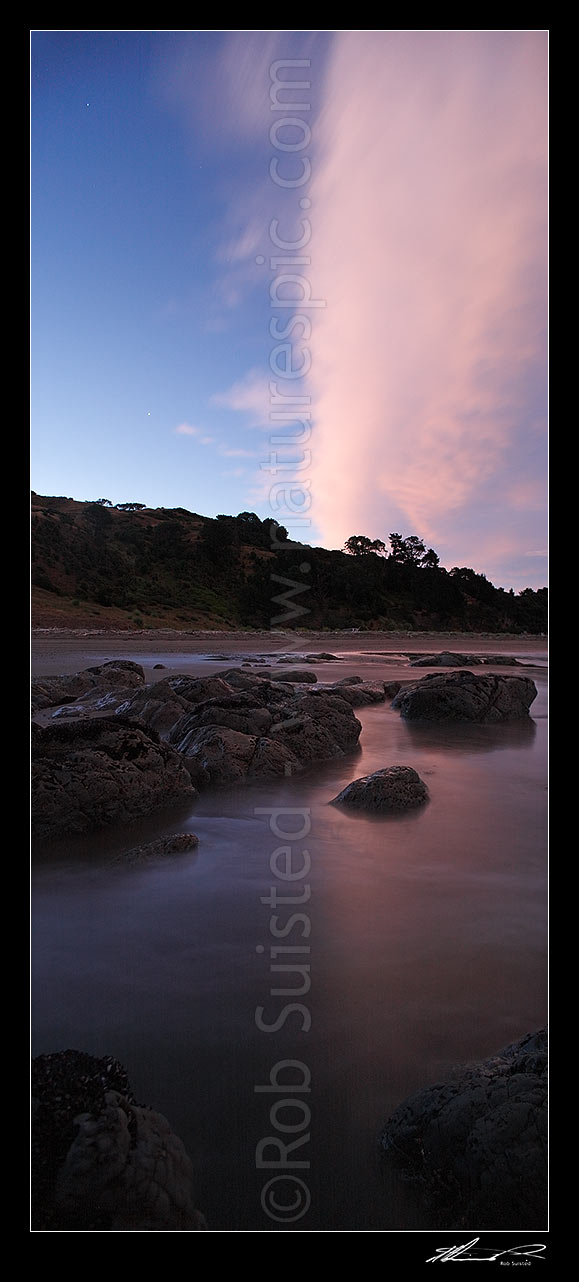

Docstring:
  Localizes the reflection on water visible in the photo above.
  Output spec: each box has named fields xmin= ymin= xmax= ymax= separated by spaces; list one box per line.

xmin=402 ymin=715 xmax=537 ymax=754
xmin=31 ymin=664 xmax=547 ymax=1230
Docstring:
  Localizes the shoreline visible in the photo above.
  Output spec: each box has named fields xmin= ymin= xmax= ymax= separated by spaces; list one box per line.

xmin=31 ymin=628 xmax=547 ymax=677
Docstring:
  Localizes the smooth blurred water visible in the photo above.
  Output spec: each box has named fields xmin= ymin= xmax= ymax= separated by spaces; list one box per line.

xmin=31 ymin=657 xmax=547 ymax=1230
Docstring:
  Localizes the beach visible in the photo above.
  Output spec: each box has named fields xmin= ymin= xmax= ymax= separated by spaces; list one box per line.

xmin=31 ymin=631 xmax=547 ymax=1229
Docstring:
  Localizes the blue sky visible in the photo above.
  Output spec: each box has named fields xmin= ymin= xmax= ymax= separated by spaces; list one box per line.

xmin=31 ymin=31 xmax=547 ymax=589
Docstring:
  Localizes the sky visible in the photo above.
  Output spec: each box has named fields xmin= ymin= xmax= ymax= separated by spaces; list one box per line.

xmin=31 ymin=30 xmax=548 ymax=590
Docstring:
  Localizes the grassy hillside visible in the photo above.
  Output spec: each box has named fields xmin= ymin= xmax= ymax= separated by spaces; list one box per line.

xmin=31 ymin=494 xmax=547 ymax=633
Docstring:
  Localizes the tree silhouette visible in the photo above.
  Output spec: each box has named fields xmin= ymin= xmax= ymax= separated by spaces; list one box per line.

xmin=344 ymin=535 xmax=387 ymax=556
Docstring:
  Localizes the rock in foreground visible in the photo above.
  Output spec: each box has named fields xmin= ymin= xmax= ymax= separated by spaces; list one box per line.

xmin=392 ymin=671 xmax=537 ymax=722
xmin=32 ymin=1050 xmax=206 ymax=1231
xmin=32 ymin=718 xmax=196 ymax=839
xmin=380 ymin=1029 xmax=547 ymax=1229
xmin=331 ymin=766 xmax=429 ymax=813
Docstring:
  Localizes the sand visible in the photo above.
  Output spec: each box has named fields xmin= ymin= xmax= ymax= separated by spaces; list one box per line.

xmin=31 ymin=628 xmax=547 ymax=678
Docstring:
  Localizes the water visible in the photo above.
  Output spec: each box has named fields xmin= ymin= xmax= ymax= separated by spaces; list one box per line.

xmin=31 ymin=655 xmax=547 ymax=1230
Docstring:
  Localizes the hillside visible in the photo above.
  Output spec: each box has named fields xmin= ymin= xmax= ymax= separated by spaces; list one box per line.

xmin=31 ymin=494 xmax=547 ymax=633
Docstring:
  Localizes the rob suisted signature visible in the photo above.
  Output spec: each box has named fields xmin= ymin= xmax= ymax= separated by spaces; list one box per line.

xmin=426 ymin=1238 xmax=546 ymax=1263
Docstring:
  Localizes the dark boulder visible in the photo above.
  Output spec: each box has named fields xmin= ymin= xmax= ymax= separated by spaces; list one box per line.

xmin=380 ymin=1029 xmax=547 ymax=1229
xmin=392 ymin=671 xmax=537 ymax=722
xmin=326 ymin=680 xmax=386 ymax=706
xmin=331 ymin=766 xmax=429 ymax=813
xmin=115 ymin=675 xmax=238 ymax=736
xmin=281 ymin=690 xmax=363 ymax=751
xmin=169 ymin=724 xmax=302 ymax=786
xmin=32 ymin=718 xmax=196 ymax=839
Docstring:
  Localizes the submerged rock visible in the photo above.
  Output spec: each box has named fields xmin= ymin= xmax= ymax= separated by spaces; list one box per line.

xmin=410 ymin=651 xmax=481 ymax=667
xmin=32 ymin=1049 xmax=206 ymax=1231
xmin=114 ymin=832 xmax=199 ymax=864
xmin=411 ymin=651 xmax=523 ymax=668
xmin=392 ymin=671 xmax=537 ymax=722
xmin=331 ymin=766 xmax=429 ymax=813
xmin=32 ymin=718 xmax=196 ymax=839
xmin=481 ymin=654 xmax=522 ymax=666
xmin=380 ymin=1028 xmax=547 ymax=1229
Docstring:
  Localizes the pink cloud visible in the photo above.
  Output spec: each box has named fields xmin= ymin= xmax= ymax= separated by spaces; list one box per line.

xmin=305 ymin=32 xmax=547 ymax=573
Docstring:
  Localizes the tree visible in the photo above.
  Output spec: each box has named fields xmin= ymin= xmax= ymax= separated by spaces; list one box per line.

xmin=388 ymin=533 xmax=427 ymax=565
xmin=115 ymin=502 xmax=146 ymax=511
xmin=344 ymin=535 xmax=387 ymax=556
xmin=402 ymin=535 xmax=426 ymax=565
xmin=421 ymin=548 xmax=440 ymax=569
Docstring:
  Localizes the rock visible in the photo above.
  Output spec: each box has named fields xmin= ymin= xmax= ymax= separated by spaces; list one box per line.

xmin=383 ymin=680 xmax=402 ymax=698
xmin=335 ymin=675 xmax=364 ymax=685
xmin=168 ymin=675 xmax=238 ymax=703
xmin=153 ymin=662 xmax=167 ymax=669
xmin=186 ymin=693 xmax=274 ymax=737
xmin=481 ymin=654 xmax=522 ymax=666
xmin=115 ymin=675 xmax=238 ymax=736
xmin=268 ymin=669 xmax=318 ymax=683
xmin=32 ymin=718 xmax=196 ymax=840
xmin=216 ymin=668 xmax=266 ymax=689
xmin=32 ymin=660 xmax=146 ymax=713
xmin=331 ymin=766 xmax=429 ymax=813
xmin=380 ymin=1029 xmax=547 ymax=1229
xmin=269 ymin=713 xmax=346 ymax=767
xmin=32 ymin=1050 xmax=206 ymax=1231
xmin=392 ymin=672 xmax=537 ymax=722
xmin=282 ymin=690 xmax=363 ymax=751
xmin=114 ymin=832 xmax=199 ymax=864
xmin=326 ymin=680 xmax=386 ymax=706
xmin=115 ymin=683 xmax=192 ymax=735
xmin=411 ymin=652 xmax=521 ymax=669
xmin=167 ymin=685 xmax=363 ymax=786
xmin=169 ymin=724 xmax=302 ymax=786
xmin=306 ymin=652 xmax=340 ymax=660
xmin=410 ymin=652 xmax=482 ymax=667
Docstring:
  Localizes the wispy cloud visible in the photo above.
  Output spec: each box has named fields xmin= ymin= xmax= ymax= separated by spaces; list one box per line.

xmin=218 ymin=445 xmax=258 ymax=458
xmin=174 ymin=423 xmax=214 ymax=444
xmin=212 ymin=370 xmax=271 ymax=428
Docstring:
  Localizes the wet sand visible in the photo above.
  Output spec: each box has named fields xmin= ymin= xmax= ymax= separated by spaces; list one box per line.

xmin=31 ymin=629 xmax=547 ymax=678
